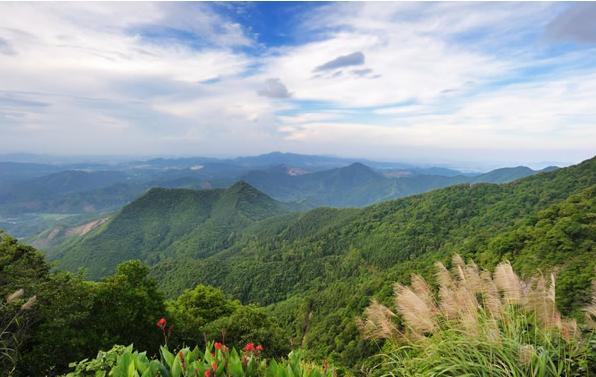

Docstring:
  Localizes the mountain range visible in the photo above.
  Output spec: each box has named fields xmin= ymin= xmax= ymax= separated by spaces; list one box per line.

xmin=1 ymin=153 xmax=556 ymax=238
xmin=11 ymin=154 xmax=596 ymax=370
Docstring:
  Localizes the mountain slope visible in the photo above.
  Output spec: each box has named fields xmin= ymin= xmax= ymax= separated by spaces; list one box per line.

xmin=44 ymin=155 xmax=595 ymax=370
xmin=147 ymin=156 xmax=595 ymax=367
xmin=52 ymin=182 xmax=288 ymax=278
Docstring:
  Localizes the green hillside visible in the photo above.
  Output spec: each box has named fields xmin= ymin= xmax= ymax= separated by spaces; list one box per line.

xmin=151 ymin=156 xmax=595 ymax=367
xmin=52 ymin=181 xmax=289 ymax=279
xmin=47 ymin=156 xmax=596 ymax=370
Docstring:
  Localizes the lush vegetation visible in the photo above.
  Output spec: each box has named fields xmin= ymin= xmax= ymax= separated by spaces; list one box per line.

xmin=359 ymin=256 xmax=595 ymax=376
xmin=64 ymin=343 xmax=333 ymax=377
xmin=50 ymin=182 xmax=289 ymax=278
xmin=1 ymin=155 xmax=594 ymax=375
xmin=149 ymin=157 xmax=594 ymax=369
xmin=0 ymin=233 xmax=290 ymax=376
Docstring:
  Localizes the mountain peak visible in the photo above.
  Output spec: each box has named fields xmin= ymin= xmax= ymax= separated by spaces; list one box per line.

xmin=227 ymin=180 xmax=259 ymax=193
xmin=340 ymin=162 xmax=380 ymax=178
xmin=346 ymin=162 xmax=371 ymax=170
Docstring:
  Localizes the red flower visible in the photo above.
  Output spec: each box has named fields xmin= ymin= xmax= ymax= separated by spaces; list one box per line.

xmin=214 ymin=342 xmax=223 ymax=350
xmin=212 ymin=362 xmax=218 ymax=372
xmin=256 ymin=345 xmax=263 ymax=352
xmin=204 ymin=370 xmax=211 ymax=377
xmin=243 ymin=343 xmax=255 ymax=352
xmin=156 ymin=317 xmax=167 ymax=330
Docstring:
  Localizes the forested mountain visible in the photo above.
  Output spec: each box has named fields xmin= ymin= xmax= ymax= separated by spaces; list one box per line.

xmin=43 ymin=156 xmax=595 ymax=370
xmin=51 ymin=182 xmax=289 ymax=278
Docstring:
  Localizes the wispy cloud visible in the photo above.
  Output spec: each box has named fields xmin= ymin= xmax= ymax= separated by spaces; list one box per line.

xmin=313 ymin=51 xmax=365 ymax=72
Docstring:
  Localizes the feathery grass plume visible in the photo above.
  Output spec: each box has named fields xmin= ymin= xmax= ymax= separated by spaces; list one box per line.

xmin=435 ymin=262 xmax=458 ymax=319
xmin=524 ymin=272 xmax=578 ymax=339
xmin=394 ymin=282 xmax=436 ymax=337
xmin=20 ymin=295 xmax=36 ymax=311
xmin=480 ymin=270 xmax=502 ymax=319
xmin=518 ymin=344 xmax=535 ymax=366
xmin=527 ymin=274 xmax=557 ymax=328
xmin=434 ymin=261 xmax=454 ymax=289
xmin=409 ymin=275 xmax=435 ymax=312
xmin=6 ymin=289 xmax=24 ymax=304
xmin=358 ymin=300 xmax=398 ymax=340
xmin=451 ymin=254 xmax=466 ymax=271
xmin=463 ymin=260 xmax=483 ymax=294
xmin=361 ymin=255 xmax=595 ymax=376
xmin=454 ymin=284 xmax=480 ymax=336
xmin=494 ymin=261 xmax=524 ymax=304
xmin=586 ymin=281 xmax=596 ymax=330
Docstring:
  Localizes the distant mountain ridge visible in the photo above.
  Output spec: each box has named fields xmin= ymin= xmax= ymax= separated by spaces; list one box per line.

xmin=0 ymin=152 xmax=559 ymax=237
xmin=241 ymin=161 xmax=556 ymax=207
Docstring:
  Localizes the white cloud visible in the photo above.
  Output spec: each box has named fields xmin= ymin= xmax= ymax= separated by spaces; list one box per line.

xmin=0 ymin=2 xmax=594 ymax=166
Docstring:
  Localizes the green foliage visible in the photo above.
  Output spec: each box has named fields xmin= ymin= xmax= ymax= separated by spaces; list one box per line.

xmin=10 ymin=258 xmax=167 ymax=376
xmin=54 ymin=182 xmax=288 ymax=279
xmin=167 ymin=284 xmax=239 ymax=347
xmin=150 ymin=157 xmax=595 ymax=370
xmin=166 ymin=285 xmax=290 ymax=358
xmin=4 ymin=156 xmax=595 ymax=374
xmin=203 ymin=306 xmax=291 ymax=358
xmin=1 ymin=233 xmax=291 ymax=375
xmin=63 ymin=343 xmax=334 ymax=377
xmin=91 ymin=261 xmax=166 ymax=355
xmin=63 ymin=345 xmax=131 ymax=377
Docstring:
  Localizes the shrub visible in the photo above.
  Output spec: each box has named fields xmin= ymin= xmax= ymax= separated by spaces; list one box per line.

xmin=359 ymin=255 xmax=595 ymax=376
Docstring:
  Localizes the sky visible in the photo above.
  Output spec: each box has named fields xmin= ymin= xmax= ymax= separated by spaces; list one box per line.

xmin=0 ymin=2 xmax=595 ymax=168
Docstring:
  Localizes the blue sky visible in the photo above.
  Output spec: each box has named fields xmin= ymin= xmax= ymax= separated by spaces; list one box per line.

xmin=0 ymin=2 xmax=595 ymax=168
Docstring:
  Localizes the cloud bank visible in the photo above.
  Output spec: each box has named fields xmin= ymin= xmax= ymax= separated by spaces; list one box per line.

xmin=0 ymin=2 xmax=595 ymax=166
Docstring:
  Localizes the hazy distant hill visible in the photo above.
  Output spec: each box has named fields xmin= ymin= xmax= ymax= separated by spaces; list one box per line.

xmin=241 ymin=162 xmax=550 ymax=207
xmin=0 ymin=162 xmax=63 ymax=190
xmin=0 ymin=152 xmax=557 ymax=238
xmin=469 ymin=166 xmax=557 ymax=184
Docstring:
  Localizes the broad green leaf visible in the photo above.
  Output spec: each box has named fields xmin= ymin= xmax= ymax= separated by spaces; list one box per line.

xmin=160 ymin=346 xmax=175 ymax=368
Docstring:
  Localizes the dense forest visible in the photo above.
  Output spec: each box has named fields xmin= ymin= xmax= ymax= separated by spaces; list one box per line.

xmin=1 ymin=156 xmax=595 ymax=376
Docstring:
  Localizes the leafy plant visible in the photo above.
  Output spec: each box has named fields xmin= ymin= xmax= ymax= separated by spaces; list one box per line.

xmin=64 ymin=342 xmax=335 ymax=377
